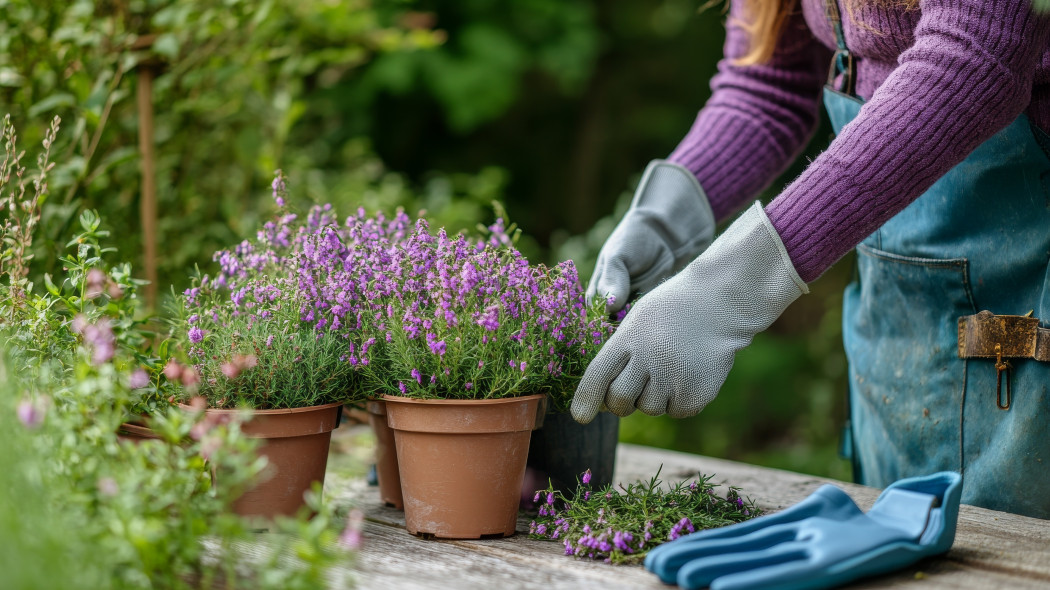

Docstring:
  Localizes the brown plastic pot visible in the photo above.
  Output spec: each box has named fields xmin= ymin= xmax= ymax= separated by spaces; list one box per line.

xmin=199 ymin=402 xmax=343 ymax=519
xmin=117 ymin=421 xmax=162 ymax=443
xmin=366 ymin=400 xmax=404 ymax=509
xmin=383 ymin=394 xmax=544 ymax=539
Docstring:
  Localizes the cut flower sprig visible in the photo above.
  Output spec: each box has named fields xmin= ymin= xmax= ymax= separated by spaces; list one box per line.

xmin=529 ymin=468 xmax=761 ymax=564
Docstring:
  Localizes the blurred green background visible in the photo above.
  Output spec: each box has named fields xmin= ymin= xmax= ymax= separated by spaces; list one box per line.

xmin=0 ymin=0 xmax=851 ymax=480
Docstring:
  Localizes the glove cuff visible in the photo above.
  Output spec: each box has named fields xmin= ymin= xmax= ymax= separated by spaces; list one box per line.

xmin=748 ymin=201 xmax=809 ymax=296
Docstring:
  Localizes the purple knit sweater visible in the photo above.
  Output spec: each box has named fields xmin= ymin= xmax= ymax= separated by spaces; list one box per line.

xmin=668 ymin=0 xmax=1050 ymax=282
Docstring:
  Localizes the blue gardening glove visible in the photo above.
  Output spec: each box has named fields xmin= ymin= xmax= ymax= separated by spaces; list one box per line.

xmin=572 ymin=201 xmax=807 ymax=423
xmin=586 ymin=159 xmax=715 ymax=314
xmin=644 ymin=471 xmax=963 ymax=590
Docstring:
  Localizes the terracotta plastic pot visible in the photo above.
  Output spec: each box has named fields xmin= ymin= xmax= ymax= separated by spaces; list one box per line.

xmin=383 ymin=394 xmax=544 ymax=539
xmin=201 ymin=402 xmax=343 ymax=519
xmin=366 ymin=400 xmax=404 ymax=509
xmin=117 ymin=421 xmax=163 ymax=443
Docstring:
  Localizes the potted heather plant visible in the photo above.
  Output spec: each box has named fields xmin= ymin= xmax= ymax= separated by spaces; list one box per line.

xmin=337 ymin=216 xmax=621 ymax=539
xmin=171 ymin=177 xmax=370 ymax=518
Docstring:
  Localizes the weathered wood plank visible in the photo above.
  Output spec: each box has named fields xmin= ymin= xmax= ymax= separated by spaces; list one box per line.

xmin=322 ymin=433 xmax=1050 ymax=589
xmin=615 ymin=444 xmax=1050 ymax=585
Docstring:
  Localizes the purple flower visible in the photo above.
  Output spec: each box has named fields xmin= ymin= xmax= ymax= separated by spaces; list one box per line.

xmin=188 ymin=326 xmax=204 ymax=344
xmin=411 ymin=368 xmax=422 ymax=384
xmin=17 ymin=398 xmax=45 ymax=428
xmin=464 ymin=382 xmax=473 ymax=390
xmin=97 ymin=477 xmax=119 ymax=497
xmin=581 ymin=469 xmax=592 ymax=485
xmin=398 ymin=381 xmax=407 ymax=394
xmin=339 ymin=509 xmax=365 ymax=550
xmin=129 ymin=369 xmax=150 ymax=389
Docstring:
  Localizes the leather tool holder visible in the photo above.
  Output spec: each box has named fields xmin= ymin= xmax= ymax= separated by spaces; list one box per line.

xmin=957 ymin=310 xmax=1050 ymax=410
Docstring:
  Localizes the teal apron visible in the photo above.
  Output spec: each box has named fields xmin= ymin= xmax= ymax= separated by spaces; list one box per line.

xmin=825 ymin=0 xmax=1050 ymax=519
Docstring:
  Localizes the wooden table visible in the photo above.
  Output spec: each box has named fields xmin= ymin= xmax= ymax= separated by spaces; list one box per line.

xmin=325 ymin=439 xmax=1050 ymax=589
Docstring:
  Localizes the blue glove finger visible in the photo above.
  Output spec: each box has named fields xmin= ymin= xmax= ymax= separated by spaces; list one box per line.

xmin=648 ymin=524 xmax=801 ymax=584
xmin=645 ymin=484 xmax=856 ymax=570
xmin=708 ymin=557 xmax=823 ymax=590
xmin=677 ymin=542 xmax=809 ymax=590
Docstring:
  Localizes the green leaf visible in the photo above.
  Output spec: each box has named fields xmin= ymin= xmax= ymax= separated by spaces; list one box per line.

xmin=152 ymin=33 xmax=180 ymax=60
xmin=43 ymin=273 xmax=61 ymax=296
xmin=28 ymin=93 xmax=76 ymax=117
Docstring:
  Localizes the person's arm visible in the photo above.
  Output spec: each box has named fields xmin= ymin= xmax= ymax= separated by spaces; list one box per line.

xmin=669 ymin=0 xmax=830 ymax=220
xmin=768 ymin=0 xmax=1050 ymax=282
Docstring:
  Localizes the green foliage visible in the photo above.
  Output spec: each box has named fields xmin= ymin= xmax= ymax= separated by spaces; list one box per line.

xmin=0 ymin=339 xmax=352 ymax=589
xmin=528 ymin=468 xmax=760 ymax=564
xmin=0 ymin=118 xmax=353 ymax=588
xmin=0 ymin=0 xmax=454 ymax=294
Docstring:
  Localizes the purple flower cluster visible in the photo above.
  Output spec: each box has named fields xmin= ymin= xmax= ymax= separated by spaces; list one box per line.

xmin=528 ymin=470 xmax=760 ymax=565
xmin=181 ymin=172 xmax=621 ymax=407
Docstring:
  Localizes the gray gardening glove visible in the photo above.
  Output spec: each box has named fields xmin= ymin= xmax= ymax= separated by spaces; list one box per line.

xmin=572 ymin=201 xmax=808 ymax=423
xmin=587 ymin=160 xmax=715 ymax=314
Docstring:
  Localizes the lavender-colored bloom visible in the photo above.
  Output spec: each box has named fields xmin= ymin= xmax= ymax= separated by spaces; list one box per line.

xmin=17 ymin=398 xmax=45 ymax=428
xmin=398 ymin=381 xmax=407 ymax=394
xmin=581 ymin=470 xmax=592 ymax=485
xmin=189 ymin=326 xmax=204 ymax=344
xmin=129 ymin=369 xmax=150 ymax=389
xmin=97 ymin=477 xmax=119 ymax=497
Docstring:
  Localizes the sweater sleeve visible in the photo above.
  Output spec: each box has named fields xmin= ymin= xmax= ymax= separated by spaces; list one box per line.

xmin=668 ymin=0 xmax=830 ymax=220
xmin=766 ymin=0 xmax=1050 ymax=282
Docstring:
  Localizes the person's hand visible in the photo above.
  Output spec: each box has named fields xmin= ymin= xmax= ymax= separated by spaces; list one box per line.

xmin=586 ymin=159 xmax=715 ymax=314
xmin=572 ymin=202 xmax=807 ymax=424
xmin=644 ymin=472 xmax=962 ymax=590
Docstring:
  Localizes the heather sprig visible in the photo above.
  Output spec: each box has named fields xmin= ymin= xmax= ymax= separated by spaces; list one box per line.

xmin=529 ymin=468 xmax=761 ymax=564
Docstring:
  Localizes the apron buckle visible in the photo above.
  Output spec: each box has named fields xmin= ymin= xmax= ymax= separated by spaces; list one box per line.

xmin=994 ymin=343 xmax=1012 ymax=411
xmin=958 ymin=310 xmax=1050 ymax=410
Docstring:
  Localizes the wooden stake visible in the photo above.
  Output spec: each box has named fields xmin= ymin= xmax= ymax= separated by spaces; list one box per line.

xmin=136 ymin=65 xmax=158 ymax=310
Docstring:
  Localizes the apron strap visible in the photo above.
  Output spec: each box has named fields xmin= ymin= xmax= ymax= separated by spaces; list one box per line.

xmin=824 ymin=0 xmax=857 ymax=96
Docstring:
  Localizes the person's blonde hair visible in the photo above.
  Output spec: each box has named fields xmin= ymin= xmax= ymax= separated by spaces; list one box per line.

xmin=735 ymin=0 xmax=918 ymax=65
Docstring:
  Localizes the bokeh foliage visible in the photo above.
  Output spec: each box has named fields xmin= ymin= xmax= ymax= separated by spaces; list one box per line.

xmin=2 ymin=0 xmax=850 ymax=478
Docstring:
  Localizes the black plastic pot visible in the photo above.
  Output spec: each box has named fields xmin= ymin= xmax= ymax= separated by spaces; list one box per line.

xmin=526 ymin=410 xmax=619 ymax=493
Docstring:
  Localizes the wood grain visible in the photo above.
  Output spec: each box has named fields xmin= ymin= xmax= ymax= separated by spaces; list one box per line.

xmin=319 ymin=436 xmax=1050 ymax=589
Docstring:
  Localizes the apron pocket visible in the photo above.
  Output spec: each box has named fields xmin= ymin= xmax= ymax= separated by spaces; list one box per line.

xmin=843 ymin=244 xmax=976 ymax=487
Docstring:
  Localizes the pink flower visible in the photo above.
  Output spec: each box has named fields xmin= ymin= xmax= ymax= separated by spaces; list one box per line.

xmin=97 ymin=477 xmax=119 ymax=497
xmin=16 ymin=398 xmax=46 ymax=428
xmin=339 ymin=509 xmax=365 ymax=550
xmin=163 ymin=359 xmax=182 ymax=381
xmin=129 ymin=369 xmax=150 ymax=389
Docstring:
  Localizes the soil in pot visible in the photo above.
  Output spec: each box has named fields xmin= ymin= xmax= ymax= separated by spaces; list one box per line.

xmin=366 ymin=400 xmax=403 ymax=509
xmin=383 ymin=394 xmax=544 ymax=539
xmin=526 ymin=410 xmax=619 ymax=494
xmin=202 ymin=402 xmax=343 ymax=519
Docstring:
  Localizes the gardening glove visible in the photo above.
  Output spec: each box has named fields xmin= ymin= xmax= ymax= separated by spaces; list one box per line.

xmin=644 ymin=471 xmax=963 ymax=590
xmin=572 ymin=201 xmax=807 ymax=424
xmin=586 ymin=159 xmax=715 ymax=314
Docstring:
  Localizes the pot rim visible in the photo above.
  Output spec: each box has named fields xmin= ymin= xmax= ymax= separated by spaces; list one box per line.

xmin=178 ymin=400 xmax=345 ymax=415
xmin=380 ymin=393 xmax=545 ymax=406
